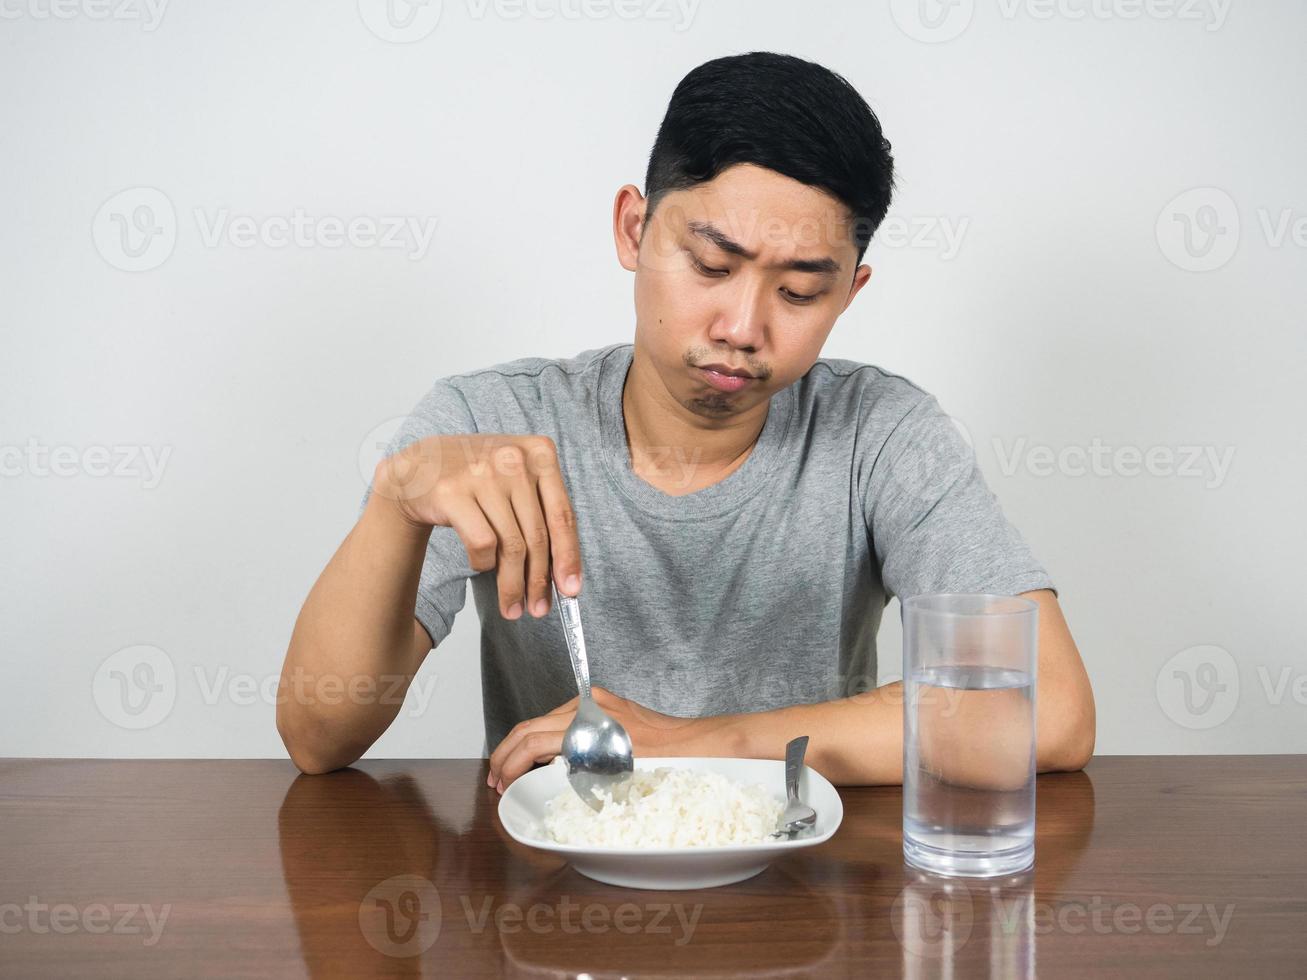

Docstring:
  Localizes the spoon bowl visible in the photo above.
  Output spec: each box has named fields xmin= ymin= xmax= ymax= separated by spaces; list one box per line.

xmin=553 ymin=582 xmax=634 ymax=810
xmin=563 ymin=696 xmax=634 ymax=810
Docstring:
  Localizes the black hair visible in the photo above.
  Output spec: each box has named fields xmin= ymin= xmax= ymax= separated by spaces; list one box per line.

xmin=643 ymin=51 xmax=895 ymax=266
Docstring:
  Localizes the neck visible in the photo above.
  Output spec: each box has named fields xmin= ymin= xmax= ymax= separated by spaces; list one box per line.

xmin=620 ymin=348 xmax=769 ymax=490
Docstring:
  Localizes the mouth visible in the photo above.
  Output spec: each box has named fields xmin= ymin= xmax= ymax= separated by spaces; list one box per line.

xmin=695 ymin=363 xmax=758 ymax=393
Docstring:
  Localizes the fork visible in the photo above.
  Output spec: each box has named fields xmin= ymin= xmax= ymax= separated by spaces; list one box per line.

xmin=769 ymin=735 xmax=818 ymax=839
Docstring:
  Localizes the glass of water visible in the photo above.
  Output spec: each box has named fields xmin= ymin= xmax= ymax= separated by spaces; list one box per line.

xmin=902 ymin=593 xmax=1038 ymax=877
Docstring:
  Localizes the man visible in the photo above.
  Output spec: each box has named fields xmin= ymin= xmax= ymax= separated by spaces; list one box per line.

xmin=276 ymin=52 xmax=1095 ymax=789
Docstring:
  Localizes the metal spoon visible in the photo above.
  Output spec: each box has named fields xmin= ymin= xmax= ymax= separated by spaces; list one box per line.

xmin=552 ymin=581 xmax=634 ymax=811
xmin=769 ymin=735 xmax=818 ymax=839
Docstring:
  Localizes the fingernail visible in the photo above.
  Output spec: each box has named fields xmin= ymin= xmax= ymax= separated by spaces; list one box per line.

xmin=486 ymin=771 xmax=493 ymax=786
xmin=532 ymin=599 xmax=548 ymax=617
xmin=566 ymin=574 xmax=581 ymax=594
xmin=507 ymin=602 xmax=522 ymax=619
xmin=496 ymin=780 xmax=504 ymax=793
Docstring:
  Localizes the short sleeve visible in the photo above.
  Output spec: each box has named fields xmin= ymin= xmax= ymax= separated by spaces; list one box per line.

xmin=864 ymin=392 xmax=1056 ymax=602
xmin=359 ymin=379 xmax=480 ymax=647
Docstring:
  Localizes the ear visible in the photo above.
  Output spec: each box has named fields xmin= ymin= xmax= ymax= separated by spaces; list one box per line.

xmin=841 ymin=264 xmax=874 ymax=314
xmin=613 ymin=185 xmax=646 ymax=272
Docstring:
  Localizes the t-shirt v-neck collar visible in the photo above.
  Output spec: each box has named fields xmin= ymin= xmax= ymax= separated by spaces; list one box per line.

xmin=595 ymin=344 xmax=796 ymax=521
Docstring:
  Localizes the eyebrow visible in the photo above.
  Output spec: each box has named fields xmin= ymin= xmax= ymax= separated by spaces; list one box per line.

xmin=686 ymin=220 xmax=843 ymax=277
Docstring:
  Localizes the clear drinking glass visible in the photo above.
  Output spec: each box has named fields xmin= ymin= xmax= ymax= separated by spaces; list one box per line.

xmin=902 ymin=593 xmax=1038 ymax=877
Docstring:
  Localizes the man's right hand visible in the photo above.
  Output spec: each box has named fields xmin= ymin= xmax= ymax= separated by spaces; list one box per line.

xmin=371 ymin=433 xmax=582 ymax=620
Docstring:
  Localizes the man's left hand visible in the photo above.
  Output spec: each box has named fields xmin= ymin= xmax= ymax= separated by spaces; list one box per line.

xmin=487 ymin=686 xmax=709 ymax=792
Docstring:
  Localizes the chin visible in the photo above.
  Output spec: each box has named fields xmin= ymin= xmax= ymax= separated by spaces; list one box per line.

xmin=687 ymin=384 xmax=767 ymax=419
xmin=686 ymin=395 xmax=735 ymax=418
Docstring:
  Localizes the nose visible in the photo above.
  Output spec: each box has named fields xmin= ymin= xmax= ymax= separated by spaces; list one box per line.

xmin=706 ymin=276 xmax=766 ymax=353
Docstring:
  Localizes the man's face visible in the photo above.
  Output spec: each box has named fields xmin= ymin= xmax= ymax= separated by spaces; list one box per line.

xmin=617 ymin=163 xmax=871 ymax=421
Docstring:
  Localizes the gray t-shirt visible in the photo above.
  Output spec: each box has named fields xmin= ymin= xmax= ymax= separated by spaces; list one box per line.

xmin=363 ymin=342 xmax=1055 ymax=751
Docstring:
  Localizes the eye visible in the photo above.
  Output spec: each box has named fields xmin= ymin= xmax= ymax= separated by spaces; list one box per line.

xmin=689 ymin=255 xmax=728 ymax=277
xmin=781 ymin=288 xmax=820 ymax=304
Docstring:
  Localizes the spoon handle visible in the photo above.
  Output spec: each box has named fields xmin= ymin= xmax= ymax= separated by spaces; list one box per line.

xmin=552 ymin=582 xmax=592 ymax=700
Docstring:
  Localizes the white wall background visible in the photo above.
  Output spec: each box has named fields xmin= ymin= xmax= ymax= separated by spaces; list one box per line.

xmin=2 ymin=0 xmax=1303 ymax=760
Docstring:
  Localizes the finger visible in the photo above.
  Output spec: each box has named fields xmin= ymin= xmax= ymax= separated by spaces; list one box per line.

xmin=433 ymin=490 xmax=498 ymax=573
xmin=473 ymin=482 xmax=529 ymax=619
xmin=489 ymin=714 xmax=571 ymax=785
xmin=506 ymin=474 xmax=552 ymax=619
xmin=488 ymin=717 xmax=530 ymax=778
xmin=546 ymin=696 xmax=580 ymax=717
xmin=495 ymin=728 xmax=567 ymax=791
xmin=533 ymin=453 xmax=583 ymax=597
xmin=489 ymin=712 xmax=571 ymax=773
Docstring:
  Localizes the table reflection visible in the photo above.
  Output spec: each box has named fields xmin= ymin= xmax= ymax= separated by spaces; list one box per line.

xmin=891 ymin=769 xmax=1096 ymax=979
xmin=278 ymin=766 xmax=520 ymax=976
xmin=276 ymin=764 xmax=1096 ymax=978
xmin=496 ymin=862 xmax=844 ymax=978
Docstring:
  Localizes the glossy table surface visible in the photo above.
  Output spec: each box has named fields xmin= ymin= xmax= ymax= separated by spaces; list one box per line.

xmin=1 ymin=756 xmax=1304 ymax=978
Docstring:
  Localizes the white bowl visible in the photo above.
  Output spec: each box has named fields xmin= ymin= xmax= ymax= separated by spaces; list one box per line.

xmin=497 ymin=756 xmax=844 ymax=890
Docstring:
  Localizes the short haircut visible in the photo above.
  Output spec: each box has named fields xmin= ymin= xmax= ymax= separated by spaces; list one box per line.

xmin=643 ymin=51 xmax=896 ymax=266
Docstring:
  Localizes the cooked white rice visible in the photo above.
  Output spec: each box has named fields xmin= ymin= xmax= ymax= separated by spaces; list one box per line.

xmin=543 ymin=764 xmax=784 ymax=847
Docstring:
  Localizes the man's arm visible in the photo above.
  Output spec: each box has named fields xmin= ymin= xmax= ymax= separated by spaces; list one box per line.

xmin=701 ymin=590 xmax=1094 ymax=784
xmin=488 ymin=589 xmax=1095 ymax=788
xmin=277 ymin=433 xmax=585 ymax=774
xmin=276 ymin=492 xmax=438 ymax=775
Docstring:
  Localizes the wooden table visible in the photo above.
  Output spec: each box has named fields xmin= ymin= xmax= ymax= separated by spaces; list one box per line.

xmin=1 ymin=757 xmax=1303 ymax=978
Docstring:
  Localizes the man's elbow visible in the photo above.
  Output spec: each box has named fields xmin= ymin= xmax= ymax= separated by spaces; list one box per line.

xmin=285 ymin=743 xmax=350 ymax=776
xmin=277 ymin=705 xmax=359 ymax=776
xmin=1041 ymin=695 xmax=1096 ymax=772
xmin=1055 ymin=717 xmax=1096 ymax=771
